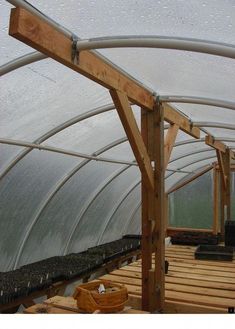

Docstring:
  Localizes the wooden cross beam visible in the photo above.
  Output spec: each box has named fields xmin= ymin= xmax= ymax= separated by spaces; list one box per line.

xmin=9 ymin=7 xmax=200 ymax=139
xmin=205 ymin=135 xmax=227 ymax=153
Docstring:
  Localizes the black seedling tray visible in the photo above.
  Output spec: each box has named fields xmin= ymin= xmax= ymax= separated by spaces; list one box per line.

xmin=0 ymin=236 xmax=141 ymax=307
xmin=195 ymin=245 xmax=234 ymax=261
xmin=171 ymin=231 xmax=219 ymax=246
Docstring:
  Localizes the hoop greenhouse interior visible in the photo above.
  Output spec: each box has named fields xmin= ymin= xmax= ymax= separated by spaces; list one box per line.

xmin=1 ymin=0 xmax=235 ymax=315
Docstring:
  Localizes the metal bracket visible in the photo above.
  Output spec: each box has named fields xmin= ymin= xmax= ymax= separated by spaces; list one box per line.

xmin=71 ymin=35 xmax=79 ymax=65
xmin=189 ymin=119 xmax=194 ymax=131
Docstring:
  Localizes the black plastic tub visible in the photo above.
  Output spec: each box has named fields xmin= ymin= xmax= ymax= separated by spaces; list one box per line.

xmin=195 ymin=245 xmax=234 ymax=261
xmin=225 ymin=220 xmax=235 ymax=247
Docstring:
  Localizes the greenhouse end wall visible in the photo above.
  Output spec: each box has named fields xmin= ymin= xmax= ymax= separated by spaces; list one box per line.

xmin=169 ymin=171 xmax=213 ymax=229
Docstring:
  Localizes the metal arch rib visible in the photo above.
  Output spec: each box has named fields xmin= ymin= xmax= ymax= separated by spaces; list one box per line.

xmin=0 ymin=104 xmax=115 ymax=182
xmin=169 ymin=148 xmax=215 ymax=165
xmin=0 ymin=138 xmax=136 ymax=167
xmin=160 ymin=95 xmax=235 ymax=111
xmin=75 ymin=35 xmax=235 ymax=60
xmin=193 ymin=122 xmax=235 ymax=131
xmin=0 ymin=117 xmax=171 ymax=182
xmin=0 ymin=52 xmax=47 ymax=76
xmin=165 ymin=155 xmax=217 ymax=181
xmin=13 ymin=137 xmax=129 ymax=269
xmin=96 ymin=180 xmax=141 ymax=245
xmin=5 ymin=1 xmax=155 ymax=95
xmin=65 ymin=148 xmax=217 ymax=252
xmin=62 ymin=164 xmax=134 ymax=255
xmin=95 ymin=154 xmax=218 ymax=244
xmin=174 ymin=137 xmax=235 ymax=147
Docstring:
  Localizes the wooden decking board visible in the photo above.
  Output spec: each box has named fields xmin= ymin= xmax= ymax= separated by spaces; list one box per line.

xmin=100 ymin=276 xmax=234 ymax=309
xmin=164 ymin=301 xmax=226 ymax=314
xmin=113 ymin=266 xmax=235 ymax=285
xmin=165 ymin=290 xmax=235 ymax=308
xmin=101 ymin=274 xmax=235 ymax=299
xmin=166 ymin=275 xmax=235 ymax=291
xmin=99 ymin=244 xmax=235 ymax=312
xmin=132 ymin=260 xmax=235 ymax=274
xmin=103 ymin=271 xmax=235 ymax=291
xmin=164 ymin=256 xmax=235 ymax=268
xmin=122 ymin=265 xmax=235 ymax=283
xmin=168 ymin=270 xmax=235 ymax=284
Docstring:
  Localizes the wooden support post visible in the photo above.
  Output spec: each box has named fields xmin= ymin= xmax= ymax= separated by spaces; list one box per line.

xmin=164 ymin=124 xmax=179 ymax=171
xmin=152 ymin=102 xmax=165 ymax=312
xmin=141 ymin=109 xmax=153 ymax=311
xmin=141 ymin=102 xmax=165 ymax=312
xmin=224 ymin=149 xmax=231 ymax=221
xmin=213 ymin=166 xmax=219 ymax=235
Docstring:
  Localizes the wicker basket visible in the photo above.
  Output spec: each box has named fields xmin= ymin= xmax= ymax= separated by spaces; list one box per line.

xmin=73 ymin=280 xmax=128 ymax=313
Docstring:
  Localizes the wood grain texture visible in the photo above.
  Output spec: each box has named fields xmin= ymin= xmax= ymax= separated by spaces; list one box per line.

xmin=110 ymin=90 xmax=154 ymax=190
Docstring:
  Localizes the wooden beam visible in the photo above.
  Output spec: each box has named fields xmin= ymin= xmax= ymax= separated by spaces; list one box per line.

xmin=167 ymin=164 xmax=214 ymax=194
xmin=9 ymin=8 xmax=154 ymax=110
xmin=9 ymin=7 xmax=201 ymax=139
xmin=205 ymin=135 xmax=227 ymax=153
xmin=164 ymin=124 xmax=179 ymax=171
xmin=110 ymin=89 xmax=154 ymax=190
xmin=163 ymin=104 xmax=200 ymax=139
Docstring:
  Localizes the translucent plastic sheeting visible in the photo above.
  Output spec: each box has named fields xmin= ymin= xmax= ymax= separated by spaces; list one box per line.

xmin=44 ymin=110 xmax=127 ymax=155
xmin=125 ymin=204 xmax=142 ymax=236
xmin=0 ymin=144 xmax=25 ymax=172
xmin=0 ymin=149 xmax=80 ymax=271
xmin=67 ymin=166 xmax=139 ymax=254
xmin=165 ymin=158 xmax=216 ymax=191
xmin=17 ymin=160 xmax=122 ymax=267
xmin=1 ymin=0 xmax=235 ymax=269
xmin=100 ymin=183 xmax=141 ymax=244
xmin=168 ymin=150 xmax=216 ymax=172
xmin=174 ymin=103 xmax=235 ymax=124
xmin=0 ymin=60 xmax=110 ymax=140
xmin=169 ymin=171 xmax=213 ymax=229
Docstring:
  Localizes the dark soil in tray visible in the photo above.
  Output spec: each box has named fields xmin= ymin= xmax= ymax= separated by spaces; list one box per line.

xmin=87 ymin=237 xmax=141 ymax=262
xmin=0 ymin=236 xmax=141 ymax=307
xmin=171 ymin=231 xmax=219 ymax=246
xmin=195 ymin=245 xmax=234 ymax=261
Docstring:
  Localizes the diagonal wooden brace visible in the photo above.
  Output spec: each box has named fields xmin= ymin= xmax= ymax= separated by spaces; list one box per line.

xmin=164 ymin=123 xmax=179 ymax=171
xmin=110 ymin=90 xmax=154 ymax=191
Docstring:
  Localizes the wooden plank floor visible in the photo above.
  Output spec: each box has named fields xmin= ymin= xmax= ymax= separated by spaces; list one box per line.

xmin=99 ymin=244 xmax=235 ymax=313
